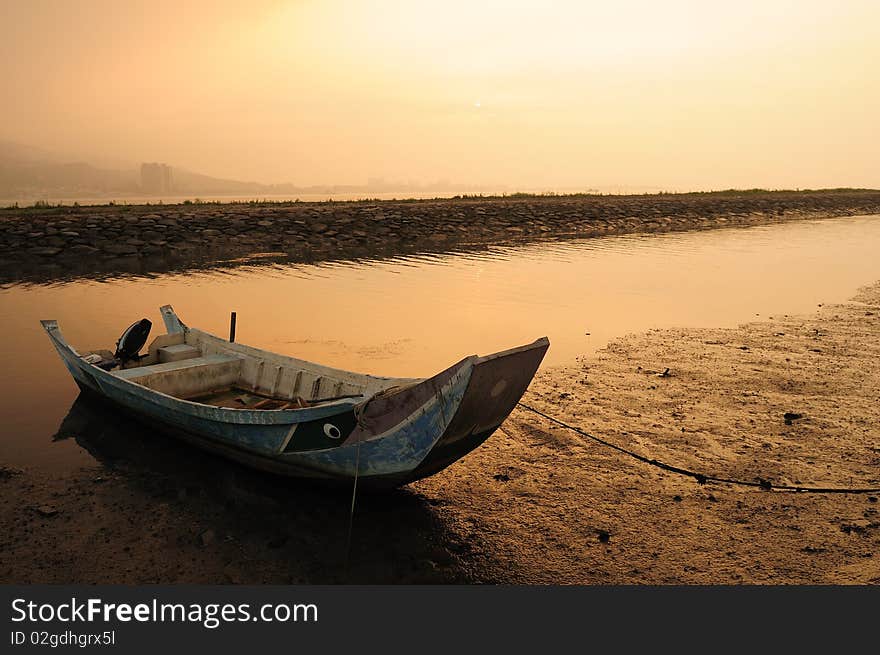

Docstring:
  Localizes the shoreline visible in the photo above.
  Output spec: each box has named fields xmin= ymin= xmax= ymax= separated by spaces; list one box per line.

xmin=2 ymin=189 xmax=880 ymax=285
xmin=3 ymin=279 xmax=878 ymax=584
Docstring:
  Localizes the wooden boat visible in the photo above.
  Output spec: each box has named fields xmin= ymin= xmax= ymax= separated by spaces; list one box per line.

xmin=42 ymin=305 xmax=548 ymax=487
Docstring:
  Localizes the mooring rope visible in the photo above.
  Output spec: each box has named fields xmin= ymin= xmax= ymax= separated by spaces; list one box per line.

xmin=343 ymin=438 xmax=362 ymax=579
xmin=516 ymin=401 xmax=880 ymax=494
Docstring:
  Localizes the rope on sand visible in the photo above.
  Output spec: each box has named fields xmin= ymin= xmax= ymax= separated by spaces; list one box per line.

xmin=516 ymin=402 xmax=880 ymax=495
xmin=342 ymin=440 xmax=362 ymax=580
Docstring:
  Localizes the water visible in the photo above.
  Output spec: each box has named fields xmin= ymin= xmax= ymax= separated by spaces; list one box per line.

xmin=2 ymin=215 xmax=879 ymax=470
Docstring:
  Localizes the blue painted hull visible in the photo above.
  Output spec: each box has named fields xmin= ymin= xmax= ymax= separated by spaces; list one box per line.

xmin=42 ymin=318 xmax=548 ymax=486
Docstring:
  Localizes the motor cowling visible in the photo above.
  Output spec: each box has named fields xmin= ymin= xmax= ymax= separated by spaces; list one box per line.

xmin=114 ymin=318 xmax=152 ymax=363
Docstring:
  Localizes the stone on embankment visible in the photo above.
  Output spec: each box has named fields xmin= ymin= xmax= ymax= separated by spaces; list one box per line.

xmin=68 ymin=244 xmax=98 ymax=254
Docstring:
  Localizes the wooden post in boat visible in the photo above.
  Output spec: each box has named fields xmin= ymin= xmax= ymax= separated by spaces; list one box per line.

xmin=229 ymin=311 xmax=237 ymax=343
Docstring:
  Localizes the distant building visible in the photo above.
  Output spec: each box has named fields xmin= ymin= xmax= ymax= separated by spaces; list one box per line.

xmin=140 ymin=162 xmax=173 ymax=194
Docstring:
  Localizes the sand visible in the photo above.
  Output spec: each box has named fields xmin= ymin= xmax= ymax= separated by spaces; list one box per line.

xmin=419 ymin=282 xmax=880 ymax=583
xmin=1 ymin=282 xmax=878 ymax=584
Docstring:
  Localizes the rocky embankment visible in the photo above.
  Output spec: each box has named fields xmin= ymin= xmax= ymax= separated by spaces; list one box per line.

xmin=2 ymin=190 xmax=880 ymax=283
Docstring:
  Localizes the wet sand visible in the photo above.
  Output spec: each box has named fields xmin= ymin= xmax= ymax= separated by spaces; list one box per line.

xmin=2 ymin=189 xmax=880 ymax=284
xmin=2 ymin=280 xmax=878 ymax=584
xmin=420 ymin=282 xmax=880 ymax=584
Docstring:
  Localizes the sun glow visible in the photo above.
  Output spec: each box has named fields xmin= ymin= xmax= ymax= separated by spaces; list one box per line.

xmin=2 ymin=0 xmax=878 ymax=189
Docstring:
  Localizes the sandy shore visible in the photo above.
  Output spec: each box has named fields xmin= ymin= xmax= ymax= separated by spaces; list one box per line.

xmin=419 ymin=282 xmax=880 ymax=584
xmin=2 ymin=279 xmax=878 ymax=584
xmin=2 ymin=189 xmax=879 ymax=284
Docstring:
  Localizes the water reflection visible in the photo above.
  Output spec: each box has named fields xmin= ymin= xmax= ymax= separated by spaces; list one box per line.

xmin=0 ymin=235 xmax=529 ymax=288
xmin=52 ymin=394 xmax=473 ymax=583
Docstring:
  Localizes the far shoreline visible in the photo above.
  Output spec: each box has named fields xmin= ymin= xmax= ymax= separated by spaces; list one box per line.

xmin=4 ymin=187 xmax=880 ymax=211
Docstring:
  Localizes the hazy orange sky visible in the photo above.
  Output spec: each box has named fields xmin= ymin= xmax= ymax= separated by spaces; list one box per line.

xmin=2 ymin=0 xmax=878 ymax=190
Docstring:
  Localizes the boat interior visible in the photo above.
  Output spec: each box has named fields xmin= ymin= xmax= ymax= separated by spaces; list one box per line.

xmin=82 ymin=328 xmax=414 ymax=410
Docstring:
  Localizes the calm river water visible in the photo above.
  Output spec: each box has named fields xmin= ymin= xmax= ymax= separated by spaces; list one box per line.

xmin=2 ymin=215 xmax=879 ymax=470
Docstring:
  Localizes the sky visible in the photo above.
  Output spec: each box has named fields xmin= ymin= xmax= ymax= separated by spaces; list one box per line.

xmin=2 ymin=0 xmax=878 ymax=190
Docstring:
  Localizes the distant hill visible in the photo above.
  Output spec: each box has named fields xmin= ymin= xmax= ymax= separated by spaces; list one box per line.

xmin=0 ymin=140 xmax=272 ymax=199
xmin=171 ymin=168 xmax=271 ymax=195
xmin=0 ymin=140 xmax=501 ymax=202
xmin=0 ymin=141 xmax=137 ymax=197
xmin=0 ymin=140 xmax=61 ymax=164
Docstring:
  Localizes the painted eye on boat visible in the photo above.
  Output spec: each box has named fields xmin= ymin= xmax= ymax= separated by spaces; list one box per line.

xmin=323 ymin=423 xmax=342 ymax=439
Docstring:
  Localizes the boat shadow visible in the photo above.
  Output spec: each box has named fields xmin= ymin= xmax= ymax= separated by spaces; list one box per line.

xmin=52 ymin=394 xmax=478 ymax=584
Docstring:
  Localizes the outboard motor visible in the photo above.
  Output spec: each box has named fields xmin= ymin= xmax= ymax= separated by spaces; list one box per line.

xmin=114 ymin=318 xmax=152 ymax=364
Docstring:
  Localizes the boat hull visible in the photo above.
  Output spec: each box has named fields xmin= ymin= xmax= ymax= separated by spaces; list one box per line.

xmin=41 ymin=317 xmax=548 ymax=487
